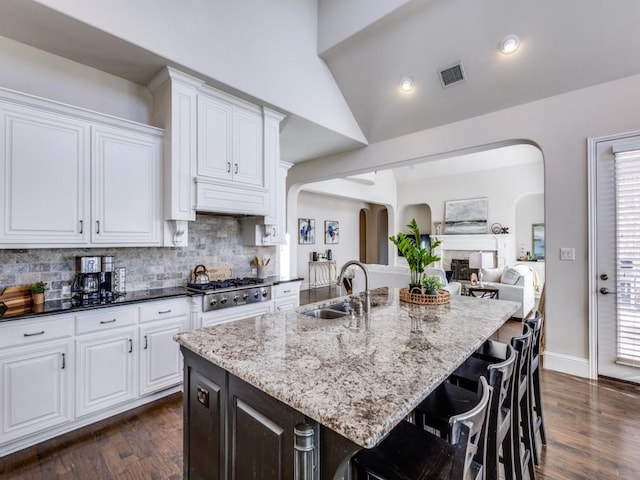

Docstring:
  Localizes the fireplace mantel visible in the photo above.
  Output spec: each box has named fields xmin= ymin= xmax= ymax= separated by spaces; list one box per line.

xmin=433 ymin=234 xmax=511 ymax=268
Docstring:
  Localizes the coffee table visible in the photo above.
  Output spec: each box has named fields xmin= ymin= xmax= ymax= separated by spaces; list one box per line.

xmin=468 ymin=285 xmax=499 ymax=299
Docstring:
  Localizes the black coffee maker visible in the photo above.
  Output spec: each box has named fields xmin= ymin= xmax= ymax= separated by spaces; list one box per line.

xmin=72 ymin=256 xmax=101 ymax=303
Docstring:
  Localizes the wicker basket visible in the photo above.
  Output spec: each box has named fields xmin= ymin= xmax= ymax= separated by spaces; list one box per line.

xmin=400 ymin=287 xmax=451 ymax=305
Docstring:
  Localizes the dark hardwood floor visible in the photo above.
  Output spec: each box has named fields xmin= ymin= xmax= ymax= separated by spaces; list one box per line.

xmin=2 ymin=318 xmax=640 ymax=479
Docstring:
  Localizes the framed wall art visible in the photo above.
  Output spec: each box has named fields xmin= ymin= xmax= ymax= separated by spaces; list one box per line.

xmin=298 ymin=218 xmax=315 ymax=244
xmin=325 ymin=220 xmax=339 ymax=244
xmin=444 ymin=197 xmax=488 ymax=234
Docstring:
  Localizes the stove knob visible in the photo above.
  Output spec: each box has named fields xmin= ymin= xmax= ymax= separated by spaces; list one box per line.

xmin=233 ymin=295 xmax=239 ymax=303
xmin=220 ymin=297 xmax=228 ymax=305
xmin=209 ymin=298 xmax=217 ymax=307
xmin=262 ymin=290 xmax=268 ymax=298
xmin=242 ymin=293 xmax=249 ymax=300
xmin=253 ymin=291 xmax=260 ymax=299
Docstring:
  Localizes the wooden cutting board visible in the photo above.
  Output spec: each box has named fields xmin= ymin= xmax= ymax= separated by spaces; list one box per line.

xmin=0 ymin=285 xmax=33 ymax=309
xmin=207 ymin=267 xmax=233 ymax=281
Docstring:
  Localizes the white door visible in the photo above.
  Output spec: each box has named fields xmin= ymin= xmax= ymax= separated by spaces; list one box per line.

xmin=76 ymin=328 xmax=138 ymax=416
xmin=91 ymin=125 xmax=162 ymax=245
xmin=0 ymin=103 xmax=89 ymax=245
xmin=139 ymin=319 xmax=184 ymax=395
xmin=0 ymin=341 xmax=73 ymax=442
xmin=593 ymin=133 xmax=640 ymax=382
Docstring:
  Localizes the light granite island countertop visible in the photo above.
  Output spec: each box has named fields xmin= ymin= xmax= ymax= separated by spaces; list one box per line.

xmin=175 ymin=287 xmax=519 ymax=479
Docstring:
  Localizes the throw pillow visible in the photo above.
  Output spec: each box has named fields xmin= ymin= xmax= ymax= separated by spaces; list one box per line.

xmin=501 ymin=265 xmax=530 ymax=285
xmin=481 ymin=267 xmax=504 ymax=283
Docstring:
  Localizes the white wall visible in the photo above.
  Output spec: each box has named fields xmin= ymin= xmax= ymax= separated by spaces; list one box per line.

xmin=0 ymin=36 xmax=152 ymax=123
xmin=296 ymin=191 xmax=367 ymax=288
xmin=290 ymin=73 xmax=640 ymax=378
xmin=32 ymin=0 xmax=366 ymax=146
xmin=396 ymin=162 xmax=544 ymax=266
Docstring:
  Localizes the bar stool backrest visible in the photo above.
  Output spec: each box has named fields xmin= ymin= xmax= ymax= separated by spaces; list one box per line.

xmin=511 ymin=325 xmax=533 ymax=392
xmin=450 ymin=376 xmax=493 ymax=480
xmin=525 ymin=312 xmax=544 ymax=370
xmin=487 ymin=344 xmax=517 ymax=413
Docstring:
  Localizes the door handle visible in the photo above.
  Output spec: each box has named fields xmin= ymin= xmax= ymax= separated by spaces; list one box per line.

xmin=600 ymin=287 xmax=617 ymax=295
xmin=227 ymin=162 xmax=231 ymax=173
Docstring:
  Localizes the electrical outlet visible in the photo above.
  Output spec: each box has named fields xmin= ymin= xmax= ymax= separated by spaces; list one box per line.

xmin=560 ymin=248 xmax=575 ymax=261
xmin=61 ymin=285 xmax=71 ymax=297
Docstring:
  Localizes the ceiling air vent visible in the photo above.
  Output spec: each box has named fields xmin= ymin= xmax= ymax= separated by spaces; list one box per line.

xmin=439 ymin=62 xmax=466 ymax=88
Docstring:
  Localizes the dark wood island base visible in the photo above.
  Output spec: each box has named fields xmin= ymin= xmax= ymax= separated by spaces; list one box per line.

xmin=182 ymin=348 xmax=359 ymax=480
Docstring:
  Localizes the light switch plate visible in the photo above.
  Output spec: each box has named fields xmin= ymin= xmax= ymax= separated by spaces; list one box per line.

xmin=560 ymin=248 xmax=575 ymax=261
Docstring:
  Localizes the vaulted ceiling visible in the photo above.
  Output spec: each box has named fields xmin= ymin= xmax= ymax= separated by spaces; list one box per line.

xmin=0 ymin=1 xmax=639 ymax=165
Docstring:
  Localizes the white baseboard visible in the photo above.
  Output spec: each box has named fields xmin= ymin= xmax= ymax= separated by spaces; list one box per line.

xmin=543 ymin=351 xmax=591 ymax=378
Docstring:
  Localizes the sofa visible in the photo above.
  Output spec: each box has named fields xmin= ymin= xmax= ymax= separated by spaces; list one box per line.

xmin=350 ymin=264 xmax=462 ymax=296
xmin=479 ymin=264 xmax=535 ymax=319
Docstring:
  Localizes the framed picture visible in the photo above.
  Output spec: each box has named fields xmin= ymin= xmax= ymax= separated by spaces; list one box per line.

xmin=298 ymin=218 xmax=315 ymax=244
xmin=444 ymin=197 xmax=488 ymax=234
xmin=325 ymin=220 xmax=339 ymax=244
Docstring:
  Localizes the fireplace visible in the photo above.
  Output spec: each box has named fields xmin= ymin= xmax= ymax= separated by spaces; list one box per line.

xmin=450 ymin=259 xmax=470 ymax=281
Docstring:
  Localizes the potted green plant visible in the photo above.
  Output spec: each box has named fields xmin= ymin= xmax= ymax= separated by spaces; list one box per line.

xmin=422 ymin=275 xmax=442 ymax=295
xmin=389 ymin=219 xmax=442 ymax=290
xmin=30 ymin=281 xmax=48 ymax=305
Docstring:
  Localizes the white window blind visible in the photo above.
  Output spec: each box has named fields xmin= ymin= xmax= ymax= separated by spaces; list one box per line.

xmin=615 ymin=150 xmax=640 ymax=366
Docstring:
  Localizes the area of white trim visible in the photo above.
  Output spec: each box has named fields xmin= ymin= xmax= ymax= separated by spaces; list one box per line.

xmin=587 ymin=130 xmax=640 ymax=381
xmin=543 ymin=351 xmax=590 ymax=378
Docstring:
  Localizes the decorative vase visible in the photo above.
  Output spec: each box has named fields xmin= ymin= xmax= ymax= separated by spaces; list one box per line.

xmin=32 ymin=292 xmax=44 ymax=305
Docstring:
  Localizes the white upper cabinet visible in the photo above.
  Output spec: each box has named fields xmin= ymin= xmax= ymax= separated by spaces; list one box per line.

xmin=0 ymin=88 xmax=163 ymax=248
xmin=232 ymin=106 xmax=263 ymax=187
xmin=91 ymin=125 xmax=162 ymax=245
xmin=0 ymin=102 xmax=90 ymax=245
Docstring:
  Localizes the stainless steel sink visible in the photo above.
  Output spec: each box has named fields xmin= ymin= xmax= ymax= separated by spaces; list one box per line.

xmin=302 ymin=308 xmax=349 ymax=319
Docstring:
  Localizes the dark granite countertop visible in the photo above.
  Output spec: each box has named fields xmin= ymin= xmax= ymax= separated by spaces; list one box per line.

xmin=0 ymin=287 xmax=190 ymax=323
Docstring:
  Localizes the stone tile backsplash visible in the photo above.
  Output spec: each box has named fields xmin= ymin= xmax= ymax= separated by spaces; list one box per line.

xmin=0 ymin=214 xmax=276 ymax=300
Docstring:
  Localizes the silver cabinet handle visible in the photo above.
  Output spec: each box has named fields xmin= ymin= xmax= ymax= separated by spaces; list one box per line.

xmin=144 ymin=335 xmax=148 ymax=350
xmin=234 ymin=163 xmax=238 ymax=174
xmin=283 ymin=290 xmax=292 ymax=294
xmin=23 ymin=331 xmax=45 ymax=337
xmin=128 ymin=339 xmax=133 ymax=353
xmin=96 ymin=220 xmax=100 ymax=234
xmin=600 ymin=287 xmax=617 ymax=295
xmin=158 ymin=309 xmax=172 ymax=314
xmin=79 ymin=220 xmax=83 ymax=234
xmin=100 ymin=319 xmax=117 ymax=324
xmin=227 ymin=162 xmax=231 ymax=173
xmin=61 ymin=352 xmax=66 ymax=369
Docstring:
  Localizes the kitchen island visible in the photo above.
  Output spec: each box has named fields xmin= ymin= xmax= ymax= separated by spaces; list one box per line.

xmin=175 ymin=287 xmax=519 ymax=479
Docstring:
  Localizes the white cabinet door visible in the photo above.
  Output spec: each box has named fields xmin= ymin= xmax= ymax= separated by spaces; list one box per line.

xmin=0 ymin=103 xmax=89 ymax=245
xmin=272 ymin=282 xmax=301 ymax=312
xmin=139 ymin=318 xmax=185 ymax=395
xmin=91 ymin=126 xmax=162 ymax=245
xmin=76 ymin=327 xmax=138 ymax=417
xmin=233 ymin=106 xmax=263 ymax=187
xmin=0 ymin=340 xmax=73 ymax=443
xmin=197 ymin=93 xmax=233 ymax=180
xmin=197 ymin=91 xmax=263 ymax=187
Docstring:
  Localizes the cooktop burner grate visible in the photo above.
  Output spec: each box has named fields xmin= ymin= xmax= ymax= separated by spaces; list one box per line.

xmin=186 ymin=277 xmax=266 ymax=292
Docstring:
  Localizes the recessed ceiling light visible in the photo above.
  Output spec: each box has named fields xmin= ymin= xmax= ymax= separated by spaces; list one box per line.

xmin=500 ymin=34 xmax=520 ymax=55
xmin=400 ymin=77 xmax=414 ymax=92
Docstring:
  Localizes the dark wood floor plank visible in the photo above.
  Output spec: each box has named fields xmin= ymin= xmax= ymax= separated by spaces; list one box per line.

xmin=3 ymin=321 xmax=640 ymax=479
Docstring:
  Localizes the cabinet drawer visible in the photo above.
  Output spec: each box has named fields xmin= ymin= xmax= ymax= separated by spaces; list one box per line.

xmin=272 ymin=282 xmax=301 ymax=299
xmin=0 ymin=316 xmax=74 ymax=349
xmin=76 ymin=307 xmax=138 ymax=335
xmin=139 ymin=298 xmax=188 ymax=323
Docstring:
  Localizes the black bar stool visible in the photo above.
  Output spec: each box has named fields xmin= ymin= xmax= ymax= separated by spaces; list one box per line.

xmin=525 ymin=312 xmax=546 ymax=465
xmin=450 ymin=326 xmax=536 ymax=480
xmin=351 ymin=377 xmax=492 ymax=480
xmin=415 ymin=344 xmax=517 ymax=480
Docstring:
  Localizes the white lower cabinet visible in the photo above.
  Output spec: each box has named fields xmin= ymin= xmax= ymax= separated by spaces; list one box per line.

xmin=273 ymin=281 xmax=301 ymax=313
xmin=0 ymin=297 xmax=189 ymax=456
xmin=75 ymin=327 xmax=138 ymax=417
xmin=139 ymin=298 xmax=188 ymax=395
xmin=0 ymin=340 xmax=73 ymax=443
